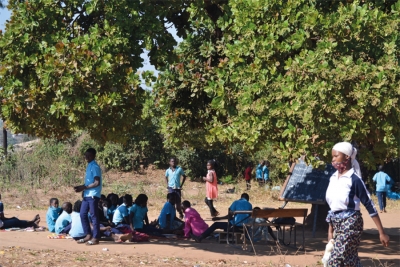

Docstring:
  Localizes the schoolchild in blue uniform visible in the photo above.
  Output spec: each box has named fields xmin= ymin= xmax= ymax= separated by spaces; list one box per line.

xmin=46 ymin=198 xmax=61 ymax=232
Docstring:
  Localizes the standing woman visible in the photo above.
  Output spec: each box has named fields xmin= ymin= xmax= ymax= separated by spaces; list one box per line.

xmin=325 ymin=142 xmax=389 ymax=266
xmin=203 ymin=160 xmax=219 ymax=217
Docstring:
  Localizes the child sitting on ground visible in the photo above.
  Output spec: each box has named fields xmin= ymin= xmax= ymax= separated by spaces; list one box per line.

xmin=182 ymin=200 xmax=208 ymax=239
xmin=129 ymin=194 xmax=163 ymax=236
xmin=112 ymin=194 xmax=132 ymax=226
xmin=46 ymin=198 xmax=61 ymax=232
xmin=106 ymin=193 xmax=119 ymax=222
xmin=55 ymin=202 xmax=72 ymax=234
xmin=69 ymin=200 xmax=86 ymax=240
xmin=156 ymin=193 xmax=184 ymax=233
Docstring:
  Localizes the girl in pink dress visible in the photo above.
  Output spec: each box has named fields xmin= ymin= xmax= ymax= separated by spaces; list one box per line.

xmin=203 ymin=160 xmax=219 ymax=217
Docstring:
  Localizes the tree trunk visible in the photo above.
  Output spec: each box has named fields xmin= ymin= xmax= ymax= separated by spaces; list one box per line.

xmin=2 ymin=126 xmax=7 ymax=155
xmin=304 ymin=203 xmax=330 ymax=233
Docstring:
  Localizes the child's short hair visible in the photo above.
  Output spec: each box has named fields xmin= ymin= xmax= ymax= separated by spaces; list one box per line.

xmin=123 ymin=194 xmax=133 ymax=204
xmin=49 ymin=198 xmax=58 ymax=205
xmin=118 ymin=196 xmax=124 ymax=206
xmin=169 ymin=157 xmax=178 ymax=164
xmin=134 ymin=194 xmax=148 ymax=205
xmin=182 ymin=200 xmax=191 ymax=208
xmin=107 ymin=193 xmax=119 ymax=202
xmin=86 ymin=147 xmax=97 ymax=156
xmin=102 ymin=199 xmax=110 ymax=208
xmin=167 ymin=192 xmax=177 ymax=201
xmin=73 ymin=200 xmax=82 ymax=212
xmin=241 ymin=193 xmax=250 ymax=201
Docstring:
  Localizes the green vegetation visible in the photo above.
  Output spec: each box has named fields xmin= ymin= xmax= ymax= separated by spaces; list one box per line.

xmin=0 ymin=0 xmax=399 ymax=185
xmin=154 ymin=0 xmax=400 ymax=169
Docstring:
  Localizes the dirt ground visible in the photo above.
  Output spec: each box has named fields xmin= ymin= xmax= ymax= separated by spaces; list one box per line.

xmin=0 ymin=172 xmax=399 ymax=267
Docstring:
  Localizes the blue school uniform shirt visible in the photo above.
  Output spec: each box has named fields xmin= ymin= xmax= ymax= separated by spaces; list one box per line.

xmin=263 ymin=166 xmax=269 ymax=181
xmin=46 ymin=207 xmax=61 ymax=233
xmin=112 ymin=203 xmax=129 ymax=225
xmin=372 ymin=171 xmax=392 ymax=192
xmin=158 ymin=202 xmax=176 ymax=229
xmin=256 ymin=164 xmax=263 ymax=179
xmin=107 ymin=205 xmax=117 ymax=220
xmin=165 ymin=166 xmax=185 ymax=189
xmin=129 ymin=204 xmax=148 ymax=229
xmin=69 ymin=212 xmax=85 ymax=238
xmin=229 ymin=198 xmax=252 ymax=226
xmin=54 ymin=211 xmax=72 ymax=234
xmin=83 ymin=160 xmax=102 ymax=198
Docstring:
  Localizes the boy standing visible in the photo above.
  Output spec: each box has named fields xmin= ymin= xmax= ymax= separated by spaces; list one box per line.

xmin=373 ymin=165 xmax=392 ymax=213
xmin=73 ymin=148 xmax=102 ymax=245
xmin=263 ymin=161 xmax=270 ymax=183
xmin=165 ymin=157 xmax=187 ymax=219
xmin=256 ymin=161 xmax=265 ymax=185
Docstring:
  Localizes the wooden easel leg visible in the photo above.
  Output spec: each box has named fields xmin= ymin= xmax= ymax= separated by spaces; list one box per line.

xmin=312 ymin=204 xmax=318 ymax=238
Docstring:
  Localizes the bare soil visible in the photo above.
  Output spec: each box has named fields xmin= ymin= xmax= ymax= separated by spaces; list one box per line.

xmin=0 ymin=170 xmax=399 ymax=267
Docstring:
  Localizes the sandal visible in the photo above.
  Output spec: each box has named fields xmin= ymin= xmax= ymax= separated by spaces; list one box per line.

xmin=77 ymin=239 xmax=87 ymax=244
xmin=86 ymin=240 xmax=99 ymax=245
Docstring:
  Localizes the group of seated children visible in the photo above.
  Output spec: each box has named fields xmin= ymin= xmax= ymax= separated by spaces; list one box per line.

xmin=44 ymin=192 xmax=276 ymax=244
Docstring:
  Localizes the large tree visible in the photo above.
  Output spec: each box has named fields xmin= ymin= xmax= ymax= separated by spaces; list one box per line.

xmin=0 ymin=0 xmax=191 ymax=142
xmin=154 ymin=0 xmax=400 ymax=169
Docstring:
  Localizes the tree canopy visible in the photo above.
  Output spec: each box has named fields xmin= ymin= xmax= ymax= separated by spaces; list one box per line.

xmin=0 ymin=0 xmax=190 ymax=142
xmin=0 ymin=0 xmax=399 ymax=169
xmin=154 ymin=0 xmax=400 ymax=168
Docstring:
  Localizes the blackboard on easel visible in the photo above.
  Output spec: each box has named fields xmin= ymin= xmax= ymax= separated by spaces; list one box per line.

xmin=279 ymin=162 xmax=335 ymax=205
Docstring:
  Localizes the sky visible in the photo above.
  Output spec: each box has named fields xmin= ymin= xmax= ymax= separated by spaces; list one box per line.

xmin=0 ymin=1 xmax=182 ymax=89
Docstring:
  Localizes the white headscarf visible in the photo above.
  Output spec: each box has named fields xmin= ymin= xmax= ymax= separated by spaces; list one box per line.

xmin=332 ymin=142 xmax=361 ymax=178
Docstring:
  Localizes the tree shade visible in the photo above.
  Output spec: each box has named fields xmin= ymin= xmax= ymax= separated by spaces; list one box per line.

xmin=154 ymin=0 xmax=400 ymax=168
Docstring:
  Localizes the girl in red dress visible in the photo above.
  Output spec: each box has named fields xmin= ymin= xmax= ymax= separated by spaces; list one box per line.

xmin=203 ymin=160 xmax=219 ymax=217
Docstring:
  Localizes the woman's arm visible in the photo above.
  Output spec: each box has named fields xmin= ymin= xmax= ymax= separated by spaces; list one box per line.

xmin=144 ymin=214 xmax=149 ymax=226
xmin=371 ymin=215 xmax=390 ymax=247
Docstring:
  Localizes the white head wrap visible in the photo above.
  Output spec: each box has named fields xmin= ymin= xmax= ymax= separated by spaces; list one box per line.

xmin=332 ymin=142 xmax=361 ymax=178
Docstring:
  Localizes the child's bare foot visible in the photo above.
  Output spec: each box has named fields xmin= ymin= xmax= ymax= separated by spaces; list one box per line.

xmin=112 ymin=234 xmax=122 ymax=242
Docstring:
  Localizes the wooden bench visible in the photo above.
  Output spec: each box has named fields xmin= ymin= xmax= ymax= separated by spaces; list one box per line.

xmin=243 ymin=208 xmax=308 ymax=251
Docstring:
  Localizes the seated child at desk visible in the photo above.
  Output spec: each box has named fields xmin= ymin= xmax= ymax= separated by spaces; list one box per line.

xmin=248 ymin=207 xmax=277 ymax=242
